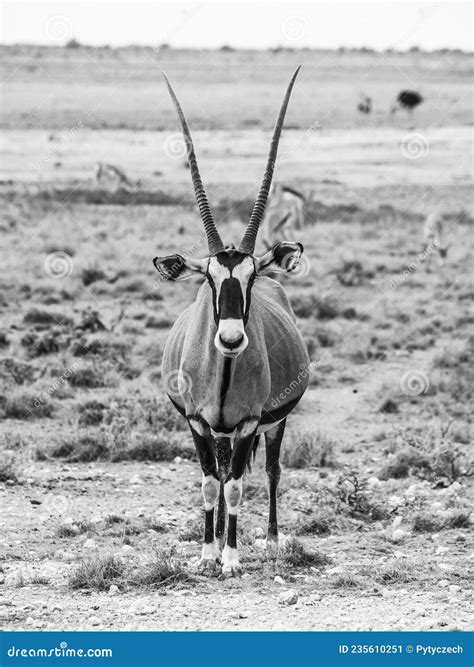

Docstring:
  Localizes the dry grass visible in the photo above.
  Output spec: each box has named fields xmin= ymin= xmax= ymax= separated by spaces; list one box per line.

xmin=69 ymin=554 xmax=125 ymax=591
xmin=282 ymin=430 xmax=336 ymax=469
xmin=280 ymin=537 xmax=331 ymax=568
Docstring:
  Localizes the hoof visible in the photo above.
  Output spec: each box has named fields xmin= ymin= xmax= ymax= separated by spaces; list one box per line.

xmin=196 ymin=558 xmax=220 ymax=575
xmin=222 ymin=562 xmax=243 ymax=578
xmin=221 ymin=545 xmax=242 ymax=577
xmin=266 ymin=537 xmax=279 ymax=561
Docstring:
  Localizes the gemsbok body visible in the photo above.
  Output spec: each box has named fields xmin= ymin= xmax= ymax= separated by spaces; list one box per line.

xmin=261 ymin=182 xmax=306 ymax=250
xmin=422 ymin=212 xmax=449 ymax=269
xmin=154 ymin=68 xmax=310 ymax=575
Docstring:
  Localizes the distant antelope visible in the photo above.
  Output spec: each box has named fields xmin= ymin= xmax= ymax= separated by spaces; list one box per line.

xmin=93 ymin=162 xmax=140 ymax=191
xmin=154 ymin=68 xmax=310 ymax=575
xmin=422 ymin=212 xmax=449 ymax=268
xmin=261 ymin=182 xmax=306 ymax=250
xmin=357 ymin=94 xmax=372 ymax=114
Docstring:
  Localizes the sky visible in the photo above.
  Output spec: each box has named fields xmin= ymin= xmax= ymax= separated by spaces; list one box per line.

xmin=1 ymin=1 xmax=472 ymax=51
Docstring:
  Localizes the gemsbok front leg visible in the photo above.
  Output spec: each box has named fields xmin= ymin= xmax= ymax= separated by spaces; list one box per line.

xmin=222 ymin=419 xmax=259 ymax=576
xmin=215 ymin=437 xmax=231 ymax=549
xmin=188 ymin=418 xmax=220 ymax=572
xmin=264 ymin=419 xmax=286 ymax=561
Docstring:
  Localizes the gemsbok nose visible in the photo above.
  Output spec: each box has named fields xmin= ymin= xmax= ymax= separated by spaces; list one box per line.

xmin=214 ymin=320 xmax=249 ymax=357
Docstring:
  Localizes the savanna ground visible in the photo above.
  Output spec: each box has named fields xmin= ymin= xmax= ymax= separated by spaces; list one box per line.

xmin=0 ymin=46 xmax=473 ymax=631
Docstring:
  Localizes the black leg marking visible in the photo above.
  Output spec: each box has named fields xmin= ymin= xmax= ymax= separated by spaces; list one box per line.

xmin=222 ymin=419 xmax=259 ymax=575
xmin=265 ymin=419 xmax=286 ymax=551
xmin=215 ymin=437 xmax=231 ymax=544
xmin=188 ymin=419 xmax=220 ymax=569
xmin=227 ymin=514 xmax=237 ymax=550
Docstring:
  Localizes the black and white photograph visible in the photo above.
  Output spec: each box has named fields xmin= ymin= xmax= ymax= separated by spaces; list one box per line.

xmin=0 ymin=0 xmax=472 ymax=657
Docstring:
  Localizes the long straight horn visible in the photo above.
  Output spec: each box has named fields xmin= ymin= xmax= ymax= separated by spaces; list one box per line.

xmin=162 ymin=73 xmax=224 ymax=255
xmin=239 ymin=66 xmax=301 ymax=255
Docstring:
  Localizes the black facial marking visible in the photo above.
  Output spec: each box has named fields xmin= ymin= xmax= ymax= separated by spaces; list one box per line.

xmin=218 ymin=277 xmax=244 ymax=320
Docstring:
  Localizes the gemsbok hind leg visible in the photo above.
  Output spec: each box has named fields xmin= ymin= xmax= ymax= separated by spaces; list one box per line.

xmin=222 ymin=419 xmax=259 ymax=576
xmin=265 ymin=419 xmax=286 ymax=561
xmin=188 ymin=419 xmax=220 ymax=572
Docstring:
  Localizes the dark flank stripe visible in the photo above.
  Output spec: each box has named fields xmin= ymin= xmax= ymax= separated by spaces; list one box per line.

xmin=217 ymin=357 xmax=233 ymax=428
xmin=260 ymin=394 xmax=305 ymax=425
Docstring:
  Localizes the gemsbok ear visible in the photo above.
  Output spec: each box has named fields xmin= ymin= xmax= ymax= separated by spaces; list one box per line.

xmin=255 ymin=242 xmax=304 ymax=274
xmin=153 ymin=254 xmax=208 ymax=281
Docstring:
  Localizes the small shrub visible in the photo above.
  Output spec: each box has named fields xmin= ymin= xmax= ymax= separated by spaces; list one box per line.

xmin=337 ymin=473 xmax=388 ymax=520
xmin=21 ymin=331 xmax=64 ymax=357
xmin=39 ymin=434 xmax=108 ymax=463
xmin=56 ymin=520 xmax=95 ymax=537
xmin=0 ymin=391 xmax=54 ymax=420
xmin=78 ymin=400 xmax=107 ymax=426
xmin=376 ymin=560 xmax=416 ymax=584
xmin=0 ymin=358 xmax=37 ymax=384
xmin=378 ymin=447 xmax=431 ymax=480
xmin=179 ymin=518 xmax=202 ymax=542
xmin=110 ymin=432 xmax=195 ymax=462
xmin=413 ymin=511 xmax=471 ymax=533
xmin=292 ymin=295 xmax=341 ymax=320
xmin=67 ymin=365 xmax=104 ymax=388
xmin=23 ymin=307 xmax=72 ymax=327
xmin=280 ymin=537 xmax=331 ymax=568
xmin=70 ymin=555 xmax=125 ymax=591
xmin=282 ymin=430 xmax=335 ymax=469
xmin=81 ymin=267 xmax=107 ymax=287
xmin=296 ymin=514 xmax=332 ymax=536
xmin=0 ymin=455 xmax=18 ymax=483
xmin=331 ymin=574 xmax=362 ymax=588
xmin=128 ymin=547 xmax=192 ymax=589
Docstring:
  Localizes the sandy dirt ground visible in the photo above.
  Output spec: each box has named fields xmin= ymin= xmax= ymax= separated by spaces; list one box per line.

xmin=0 ymin=45 xmax=472 ymax=631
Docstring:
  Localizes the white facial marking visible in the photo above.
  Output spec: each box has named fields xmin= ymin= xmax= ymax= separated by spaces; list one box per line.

xmin=214 ymin=319 xmax=249 ymax=358
xmin=224 ymin=478 xmax=242 ymax=515
xmin=202 ymin=474 xmax=219 ymax=510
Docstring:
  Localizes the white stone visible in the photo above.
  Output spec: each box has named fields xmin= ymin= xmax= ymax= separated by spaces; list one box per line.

xmin=436 ymin=546 xmax=449 ymax=555
xmin=449 ymin=585 xmax=461 ymax=594
xmin=391 ymin=529 xmax=408 ymax=543
xmin=120 ymin=544 xmax=135 ymax=556
xmin=367 ymin=476 xmax=381 ymax=488
xmin=108 ymin=584 xmax=120 ymax=596
xmin=326 ymin=566 xmax=345 ymax=575
xmin=83 ymin=538 xmax=98 ymax=550
xmin=278 ymin=590 xmax=298 ymax=605
xmin=438 ymin=580 xmax=449 ymax=588
xmin=274 ymin=576 xmax=285 ymax=585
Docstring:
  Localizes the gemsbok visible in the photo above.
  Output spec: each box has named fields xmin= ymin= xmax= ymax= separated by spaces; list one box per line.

xmin=93 ymin=162 xmax=140 ymax=191
xmin=422 ymin=212 xmax=449 ymax=269
xmin=261 ymin=182 xmax=306 ymax=250
xmin=153 ymin=68 xmax=310 ymax=575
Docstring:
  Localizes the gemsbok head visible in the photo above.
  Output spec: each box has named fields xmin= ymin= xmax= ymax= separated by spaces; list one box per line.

xmin=153 ymin=68 xmax=310 ymax=575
